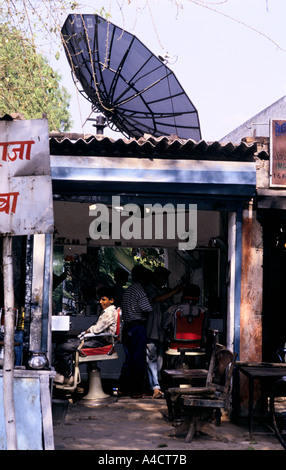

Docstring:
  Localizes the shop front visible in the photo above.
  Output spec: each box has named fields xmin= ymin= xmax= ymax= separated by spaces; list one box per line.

xmin=49 ymin=134 xmax=257 ymax=370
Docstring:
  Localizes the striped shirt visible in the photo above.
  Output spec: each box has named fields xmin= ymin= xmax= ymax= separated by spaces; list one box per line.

xmin=122 ymin=282 xmax=152 ymax=322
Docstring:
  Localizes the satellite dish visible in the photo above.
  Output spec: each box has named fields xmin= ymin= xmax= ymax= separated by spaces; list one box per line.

xmin=61 ymin=14 xmax=201 ymax=140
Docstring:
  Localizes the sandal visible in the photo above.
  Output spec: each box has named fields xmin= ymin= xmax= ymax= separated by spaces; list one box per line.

xmin=153 ymin=389 xmax=164 ymax=399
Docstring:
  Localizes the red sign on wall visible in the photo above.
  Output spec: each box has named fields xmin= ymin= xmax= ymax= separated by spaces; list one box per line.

xmin=270 ymin=119 xmax=286 ymax=186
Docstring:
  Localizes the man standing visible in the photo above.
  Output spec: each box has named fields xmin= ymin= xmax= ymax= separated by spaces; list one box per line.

xmin=146 ymin=267 xmax=182 ymax=398
xmin=113 ymin=267 xmax=129 ymax=308
xmin=118 ymin=265 xmax=152 ymax=398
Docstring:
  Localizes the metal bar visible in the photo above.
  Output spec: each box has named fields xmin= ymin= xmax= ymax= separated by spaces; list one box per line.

xmin=41 ymin=234 xmax=52 ymax=352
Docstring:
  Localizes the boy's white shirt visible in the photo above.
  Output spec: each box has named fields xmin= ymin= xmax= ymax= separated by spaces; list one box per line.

xmin=87 ymin=304 xmax=117 ymax=336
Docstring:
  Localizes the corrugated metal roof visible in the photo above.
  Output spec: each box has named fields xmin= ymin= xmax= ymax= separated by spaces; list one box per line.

xmin=49 ymin=133 xmax=257 ymax=162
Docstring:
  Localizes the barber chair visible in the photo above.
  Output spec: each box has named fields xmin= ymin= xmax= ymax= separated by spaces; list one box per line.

xmin=165 ymin=304 xmax=214 ymax=369
xmin=54 ymin=309 xmax=120 ymax=404
xmin=165 ymin=345 xmax=237 ymax=442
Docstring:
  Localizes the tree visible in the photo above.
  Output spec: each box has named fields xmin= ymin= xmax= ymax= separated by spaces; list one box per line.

xmin=0 ymin=24 xmax=72 ymax=131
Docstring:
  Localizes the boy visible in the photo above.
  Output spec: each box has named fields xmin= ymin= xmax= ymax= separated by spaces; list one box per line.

xmin=54 ymin=286 xmax=117 ymax=384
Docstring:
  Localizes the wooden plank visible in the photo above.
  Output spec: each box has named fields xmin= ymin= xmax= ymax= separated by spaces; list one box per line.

xmin=169 ymin=386 xmax=216 ymax=395
xmin=237 ymin=361 xmax=286 ymax=368
xmin=182 ymin=397 xmax=225 ymax=408
xmin=164 ymin=369 xmax=208 ymax=378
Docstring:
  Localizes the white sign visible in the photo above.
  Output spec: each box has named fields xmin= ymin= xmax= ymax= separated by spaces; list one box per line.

xmin=0 ymin=119 xmax=54 ymax=235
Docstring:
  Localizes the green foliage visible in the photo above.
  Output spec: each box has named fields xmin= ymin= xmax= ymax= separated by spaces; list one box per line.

xmin=133 ymin=247 xmax=165 ymax=270
xmin=97 ymin=247 xmax=165 ymax=286
xmin=0 ymin=23 xmax=72 ymax=131
xmin=97 ymin=248 xmax=133 ymax=286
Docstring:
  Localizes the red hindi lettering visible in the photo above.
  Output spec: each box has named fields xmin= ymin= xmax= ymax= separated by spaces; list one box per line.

xmin=0 ymin=142 xmax=8 ymax=162
xmin=0 ymin=140 xmax=35 ymax=162
xmin=0 ymin=192 xmax=20 ymax=215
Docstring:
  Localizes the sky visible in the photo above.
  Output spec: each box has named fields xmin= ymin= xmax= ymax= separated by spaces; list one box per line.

xmin=49 ymin=0 xmax=286 ymax=142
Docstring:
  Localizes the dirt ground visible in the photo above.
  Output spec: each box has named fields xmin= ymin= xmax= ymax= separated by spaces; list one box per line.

xmin=53 ymin=391 xmax=284 ymax=453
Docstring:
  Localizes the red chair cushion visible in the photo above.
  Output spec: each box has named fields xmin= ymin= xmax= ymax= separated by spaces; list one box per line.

xmin=170 ymin=339 xmax=201 ymax=349
xmin=81 ymin=344 xmax=114 ymax=356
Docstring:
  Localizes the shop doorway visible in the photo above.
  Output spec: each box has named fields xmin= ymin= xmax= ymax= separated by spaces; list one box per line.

xmin=52 ymin=200 xmax=228 ymax=343
xmin=262 ymin=221 xmax=286 ymax=361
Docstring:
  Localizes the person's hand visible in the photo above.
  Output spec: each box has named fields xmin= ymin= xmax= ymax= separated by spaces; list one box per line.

xmin=77 ymin=331 xmax=86 ymax=340
xmin=174 ymin=284 xmax=183 ymax=293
